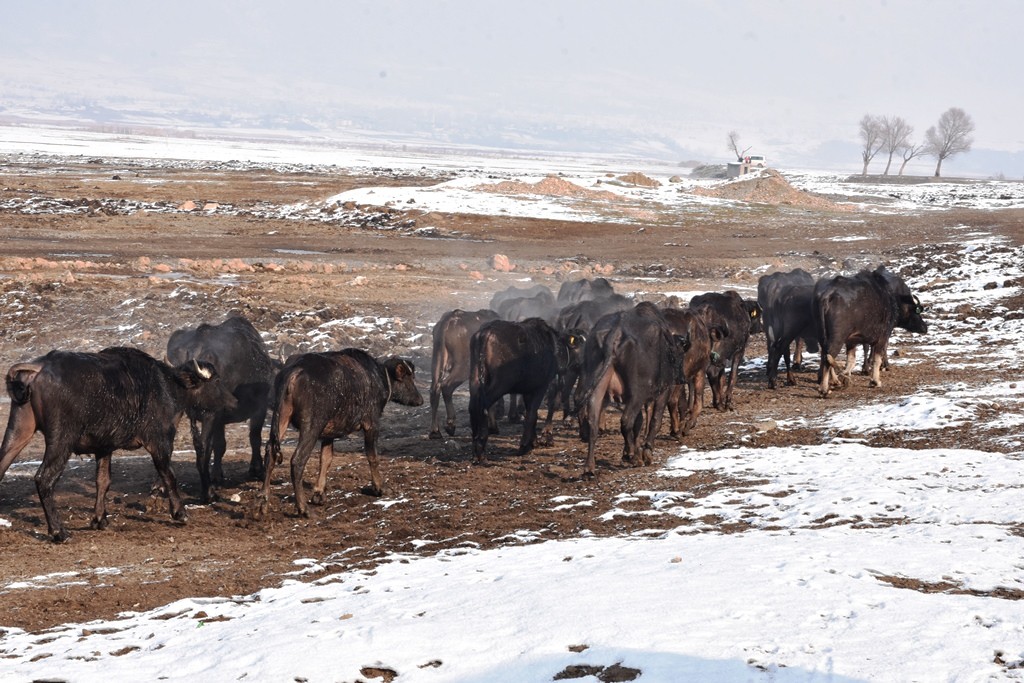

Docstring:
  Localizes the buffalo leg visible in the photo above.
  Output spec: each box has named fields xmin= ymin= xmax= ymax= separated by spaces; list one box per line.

xmin=209 ymin=421 xmax=228 ymax=486
xmin=619 ymin=396 xmax=643 ymax=466
xmin=641 ymin=394 xmax=669 ymax=466
xmin=34 ymin=441 xmax=74 ymax=542
xmin=442 ymin=384 xmax=458 ymax=436
xmin=428 ymin=379 xmax=443 ymax=438
xmin=361 ymin=426 xmax=384 ymax=497
xmin=517 ymin=390 xmax=546 ymax=456
xmin=782 ymin=343 xmax=797 ymax=386
xmin=311 ymin=439 xmax=333 ymax=505
xmin=685 ymin=374 xmax=705 ymax=434
xmin=91 ymin=452 xmax=113 ymax=530
xmin=666 ymin=384 xmax=684 ymax=440
xmin=289 ymin=429 xmax=321 ymax=517
xmin=0 ymin=404 xmax=38 ymax=480
xmin=191 ymin=417 xmax=213 ymax=503
xmin=247 ymin=414 xmax=265 ymax=480
xmin=766 ymin=341 xmax=783 ymax=390
xmin=868 ymin=343 xmax=886 ymax=387
xmin=147 ymin=439 xmax=187 ymax=525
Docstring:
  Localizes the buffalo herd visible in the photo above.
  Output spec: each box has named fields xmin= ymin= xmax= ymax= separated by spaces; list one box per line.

xmin=0 ymin=266 xmax=928 ymax=542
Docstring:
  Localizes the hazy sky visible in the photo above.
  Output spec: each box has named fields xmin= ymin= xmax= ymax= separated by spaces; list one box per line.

xmin=1 ymin=1 xmax=1020 ymax=170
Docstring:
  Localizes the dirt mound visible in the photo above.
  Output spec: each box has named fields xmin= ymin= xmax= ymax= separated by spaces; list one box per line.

xmin=617 ymin=172 xmax=660 ymax=188
xmin=477 ymin=175 xmax=619 ymax=200
xmin=690 ymin=168 xmax=849 ymax=210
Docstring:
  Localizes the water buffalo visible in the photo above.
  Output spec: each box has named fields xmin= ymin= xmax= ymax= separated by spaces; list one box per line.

xmin=428 ymin=308 xmax=500 ymax=438
xmin=0 ymin=347 xmax=236 ymax=542
xmin=556 ymin=277 xmax=616 ymax=305
xmin=166 ymin=315 xmax=276 ymax=501
xmin=814 ymin=266 xmax=928 ymax=397
xmin=662 ymin=306 xmax=720 ymax=437
xmin=469 ymin=317 xmax=561 ymax=462
xmin=578 ymin=302 xmax=686 ymax=476
xmin=256 ymin=349 xmax=422 ymax=518
xmin=690 ymin=291 xmax=760 ymax=411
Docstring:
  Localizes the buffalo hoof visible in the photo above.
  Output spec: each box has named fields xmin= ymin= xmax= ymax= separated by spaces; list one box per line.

xmin=310 ymin=491 xmax=326 ymax=506
xmin=428 ymin=430 xmax=443 ymax=440
xmin=172 ymin=508 xmax=189 ymax=524
xmin=252 ymin=498 xmax=269 ymax=521
xmin=445 ymin=423 xmax=457 ymax=437
xmin=248 ymin=466 xmax=265 ymax=481
xmin=360 ymin=484 xmax=383 ymax=497
xmin=50 ymin=529 xmax=71 ymax=544
xmin=90 ymin=515 xmax=109 ymax=531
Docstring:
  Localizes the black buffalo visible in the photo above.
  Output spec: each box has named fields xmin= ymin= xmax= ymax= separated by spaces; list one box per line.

xmin=469 ymin=318 xmax=561 ymax=462
xmin=166 ymin=315 xmax=276 ymax=501
xmin=758 ymin=269 xmax=821 ymax=389
xmin=578 ymin=302 xmax=686 ymax=476
xmin=556 ymin=277 xmax=616 ymax=305
xmin=489 ymin=283 xmax=553 ymax=313
xmin=662 ymin=306 xmax=720 ymax=437
xmin=0 ymin=347 xmax=236 ymax=542
xmin=257 ymin=349 xmax=422 ymax=518
xmin=552 ymin=295 xmax=632 ymax=417
xmin=428 ymin=308 xmax=500 ymax=438
xmin=496 ymin=288 xmax=558 ymax=324
xmin=813 ymin=266 xmax=928 ymax=397
xmin=689 ymin=291 xmax=760 ymax=411
xmin=554 ymin=295 xmax=633 ymax=332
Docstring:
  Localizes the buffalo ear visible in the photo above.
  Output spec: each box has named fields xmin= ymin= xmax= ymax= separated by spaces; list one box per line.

xmin=392 ymin=359 xmax=414 ymax=379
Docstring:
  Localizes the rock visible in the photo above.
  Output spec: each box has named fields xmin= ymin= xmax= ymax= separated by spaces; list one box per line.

xmin=490 ymin=254 xmax=515 ymax=272
xmin=177 ymin=200 xmax=197 ymax=211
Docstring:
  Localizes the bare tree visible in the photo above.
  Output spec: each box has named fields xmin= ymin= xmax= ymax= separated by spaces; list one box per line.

xmin=924 ymin=107 xmax=975 ymax=177
xmin=897 ymin=141 xmax=925 ymax=176
xmin=727 ymin=130 xmax=751 ymax=162
xmin=880 ymin=116 xmax=913 ymax=176
xmin=859 ymin=114 xmax=885 ymax=176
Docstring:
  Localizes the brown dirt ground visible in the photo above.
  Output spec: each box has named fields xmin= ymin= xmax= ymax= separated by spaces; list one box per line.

xmin=0 ymin=156 xmax=1022 ymax=634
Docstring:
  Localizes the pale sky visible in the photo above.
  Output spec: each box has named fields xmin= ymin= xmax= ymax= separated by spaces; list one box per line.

xmin=0 ymin=1 xmax=1021 ymax=173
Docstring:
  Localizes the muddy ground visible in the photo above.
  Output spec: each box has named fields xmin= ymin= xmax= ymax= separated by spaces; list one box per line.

xmin=0 ymin=156 xmax=1022 ymax=634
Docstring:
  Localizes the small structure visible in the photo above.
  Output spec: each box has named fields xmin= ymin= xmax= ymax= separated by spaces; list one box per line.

xmin=727 ymin=154 xmax=767 ymax=179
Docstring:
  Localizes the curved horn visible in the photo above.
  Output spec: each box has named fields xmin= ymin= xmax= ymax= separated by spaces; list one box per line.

xmin=192 ymin=359 xmax=212 ymax=379
xmin=6 ymin=362 xmax=43 ymax=383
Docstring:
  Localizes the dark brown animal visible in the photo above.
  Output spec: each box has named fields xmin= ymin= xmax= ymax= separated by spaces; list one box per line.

xmin=689 ymin=291 xmax=759 ymax=411
xmin=814 ymin=266 xmax=928 ymax=396
xmin=578 ymin=302 xmax=686 ymax=476
xmin=469 ymin=318 xmax=561 ymax=462
xmin=0 ymin=347 xmax=236 ymax=542
xmin=662 ymin=307 xmax=719 ymax=437
xmin=428 ymin=309 xmax=500 ymax=438
xmin=166 ymin=315 xmax=277 ymax=502
xmin=257 ymin=349 xmax=422 ymax=518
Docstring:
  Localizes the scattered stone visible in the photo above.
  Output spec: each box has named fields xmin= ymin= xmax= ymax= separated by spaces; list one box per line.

xmin=360 ymin=666 xmax=398 ymax=682
xmin=177 ymin=200 xmax=197 ymax=211
xmin=490 ymin=253 xmax=515 ymax=272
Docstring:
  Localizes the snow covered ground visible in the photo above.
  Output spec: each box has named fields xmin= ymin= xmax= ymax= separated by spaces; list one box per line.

xmin=2 ymin=127 xmax=1024 ymax=681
